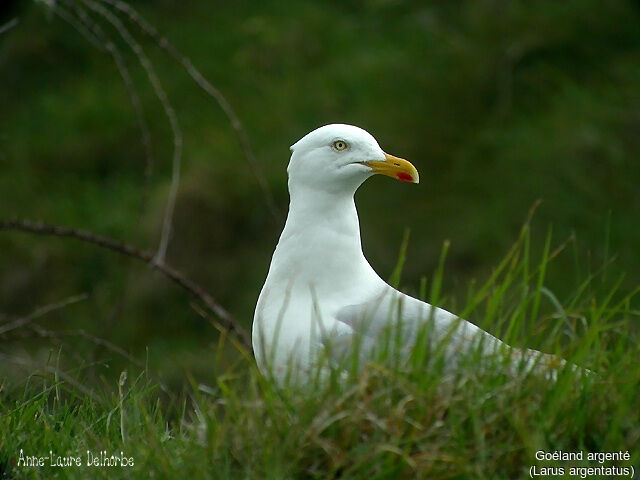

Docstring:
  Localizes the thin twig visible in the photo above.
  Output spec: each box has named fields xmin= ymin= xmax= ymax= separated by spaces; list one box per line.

xmin=8 ymin=323 xmax=171 ymax=393
xmin=0 ymin=352 xmax=100 ymax=402
xmin=97 ymin=0 xmax=282 ymax=223
xmin=0 ymin=293 xmax=88 ymax=336
xmin=40 ymin=2 xmax=104 ymax=49
xmin=0 ymin=219 xmax=252 ymax=350
xmin=0 ymin=18 xmax=19 ymax=36
xmin=28 ymin=323 xmax=146 ymax=368
xmin=64 ymin=1 xmax=155 ymax=211
xmin=80 ymin=0 xmax=183 ymax=265
xmin=31 ymin=326 xmax=173 ymax=395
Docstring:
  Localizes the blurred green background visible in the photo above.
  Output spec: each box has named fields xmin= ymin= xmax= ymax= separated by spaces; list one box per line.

xmin=1 ymin=0 xmax=639 ymax=387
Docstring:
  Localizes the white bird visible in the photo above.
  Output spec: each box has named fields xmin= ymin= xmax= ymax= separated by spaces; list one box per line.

xmin=253 ymin=124 xmax=570 ymax=384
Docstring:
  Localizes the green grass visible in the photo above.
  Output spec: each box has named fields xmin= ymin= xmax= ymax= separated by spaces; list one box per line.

xmin=1 ymin=227 xmax=638 ymax=479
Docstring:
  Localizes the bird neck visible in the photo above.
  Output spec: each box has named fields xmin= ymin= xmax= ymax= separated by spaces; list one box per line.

xmin=276 ymin=186 xmax=365 ymax=262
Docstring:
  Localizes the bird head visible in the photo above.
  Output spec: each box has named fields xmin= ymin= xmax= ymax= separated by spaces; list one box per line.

xmin=287 ymin=124 xmax=419 ymax=194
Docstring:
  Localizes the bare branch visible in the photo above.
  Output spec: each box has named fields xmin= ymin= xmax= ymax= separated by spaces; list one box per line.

xmin=79 ymin=0 xmax=183 ymax=265
xmin=0 ymin=18 xmax=19 ymax=36
xmin=97 ymin=0 xmax=282 ymax=223
xmin=66 ymin=2 xmax=156 ymax=210
xmin=0 ymin=352 xmax=101 ymax=402
xmin=27 ymin=323 xmax=145 ymax=368
xmin=0 ymin=219 xmax=252 ymax=350
xmin=40 ymin=2 xmax=104 ymax=49
xmin=40 ymin=0 xmax=156 ymax=218
xmin=7 ymin=323 xmax=170 ymax=393
xmin=0 ymin=293 xmax=88 ymax=336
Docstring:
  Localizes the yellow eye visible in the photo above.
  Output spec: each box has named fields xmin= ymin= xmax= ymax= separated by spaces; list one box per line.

xmin=333 ymin=140 xmax=348 ymax=151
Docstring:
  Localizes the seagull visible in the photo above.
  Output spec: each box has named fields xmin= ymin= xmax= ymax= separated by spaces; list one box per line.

xmin=253 ymin=124 xmax=572 ymax=383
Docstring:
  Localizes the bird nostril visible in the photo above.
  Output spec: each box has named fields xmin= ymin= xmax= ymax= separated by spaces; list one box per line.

xmin=394 ymin=163 xmax=400 ymax=166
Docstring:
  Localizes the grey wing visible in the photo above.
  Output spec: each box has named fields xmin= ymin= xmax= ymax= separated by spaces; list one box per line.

xmin=329 ymin=285 xmax=507 ymax=369
xmin=330 ymin=286 xmax=584 ymax=379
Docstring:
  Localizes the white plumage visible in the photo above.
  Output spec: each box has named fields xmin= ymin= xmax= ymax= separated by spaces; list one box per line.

xmin=253 ymin=124 xmax=568 ymax=383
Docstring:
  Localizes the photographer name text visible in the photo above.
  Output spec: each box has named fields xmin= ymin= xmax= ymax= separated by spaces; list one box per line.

xmin=15 ymin=449 xmax=134 ymax=468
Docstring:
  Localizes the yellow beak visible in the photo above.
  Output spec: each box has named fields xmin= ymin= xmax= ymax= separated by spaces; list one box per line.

xmin=362 ymin=153 xmax=419 ymax=184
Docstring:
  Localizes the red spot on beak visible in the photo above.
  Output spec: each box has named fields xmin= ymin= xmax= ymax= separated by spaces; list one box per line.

xmin=396 ymin=172 xmax=413 ymax=182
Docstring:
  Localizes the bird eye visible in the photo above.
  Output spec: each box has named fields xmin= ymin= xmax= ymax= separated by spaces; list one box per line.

xmin=333 ymin=140 xmax=348 ymax=151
